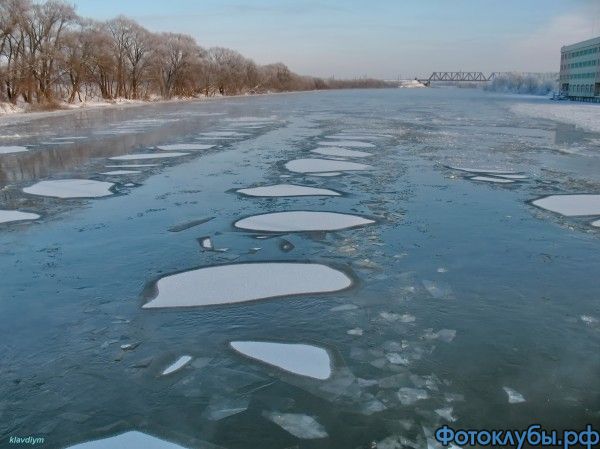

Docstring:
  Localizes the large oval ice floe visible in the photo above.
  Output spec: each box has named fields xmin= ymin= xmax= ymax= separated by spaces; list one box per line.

xmin=236 ymin=184 xmax=341 ymax=197
xmin=109 ymin=152 xmax=189 ymax=160
xmin=532 ymin=194 xmax=600 ymax=217
xmin=318 ymin=140 xmax=375 ymax=148
xmin=285 ymin=158 xmax=372 ymax=173
xmin=234 ymin=211 xmax=374 ymax=232
xmin=230 ymin=341 xmax=332 ymax=379
xmin=311 ymin=147 xmax=372 ymax=158
xmin=64 ymin=431 xmax=187 ymax=448
xmin=23 ymin=179 xmax=114 ymax=198
xmin=142 ymin=262 xmax=353 ymax=308
xmin=157 ymin=143 xmax=214 ymax=151
xmin=0 ymin=145 xmax=28 ymax=154
xmin=469 ymin=176 xmax=515 ymax=184
xmin=0 ymin=210 xmax=40 ymax=224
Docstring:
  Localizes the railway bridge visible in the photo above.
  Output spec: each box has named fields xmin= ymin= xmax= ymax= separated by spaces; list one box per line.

xmin=418 ymin=71 xmax=497 ymax=86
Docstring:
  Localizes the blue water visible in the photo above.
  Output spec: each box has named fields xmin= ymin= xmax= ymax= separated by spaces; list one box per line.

xmin=1 ymin=89 xmax=599 ymax=448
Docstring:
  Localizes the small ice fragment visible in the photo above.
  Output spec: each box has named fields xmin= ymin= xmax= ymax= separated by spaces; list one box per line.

xmin=230 ymin=341 xmax=332 ymax=379
xmin=109 ymin=152 xmax=189 ymax=160
xmin=386 ymin=353 xmax=409 ymax=365
xmin=278 ymin=238 xmax=295 ymax=252
xmin=437 ymin=267 xmax=448 ymax=273
xmin=318 ymin=140 xmax=375 ymax=148
xmin=0 ymin=145 xmax=28 ymax=154
xmin=581 ymin=315 xmax=598 ymax=325
xmin=397 ymin=387 xmax=429 ymax=405
xmin=161 ymin=355 xmax=192 ymax=375
xmin=167 ymin=217 xmax=214 ymax=232
xmin=64 ymin=431 xmax=187 ymax=448
xmin=200 ymin=237 xmax=213 ymax=250
xmin=120 ymin=342 xmax=140 ymax=351
xmin=0 ymin=210 xmax=40 ymax=224
xmin=199 ymin=131 xmax=247 ymax=137
xmin=591 ymin=219 xmax=600 ymax=228
xmin=157 ymin=143 xmax=214 ymax=151
xmin=435 ymin=407 xmax=456 ymax=422
xmin=399 ymin=314 xmax=416 ymax=323
xmin=347 ymin=328 xmax=363 ymax=336
xmin=447 ymin=166 xmax=516 ymax=175
xmin=437 ymin=329 xmax=457 ymax=343
xmin=23 ymin=179 xmax=114 ymax=198
xmin=360 ymin=396 xmax=387 ymax=415
xmin=532 ymin=195 xmax=600 ymax=217
xmin=470 ymin=175 xmax=515 ymax=184
xmin=263 ymin=412 xmax=328 ymax=439
xmin=422 ymin=280 xmax=453 ymax=299
xmin=503 ymin=386 xmax=526 ymax=404
xmin=234 ymin=211 xmax=374 ymax=232
xmin=237 ymin=184 xmax=340 ymax=197
xmin=204 ymin=396 xmax=249 ymax=421
xmin=105 ymin=164 xmax=158 ymax=168
xmin=100 ymin=170 xmax=141 ymax=175
xmin=310 ymin=172 xmax=342 ymax=177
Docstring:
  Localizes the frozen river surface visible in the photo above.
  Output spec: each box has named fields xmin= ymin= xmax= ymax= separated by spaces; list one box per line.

xmin=1 ymin=89 xmax=600 ymax=448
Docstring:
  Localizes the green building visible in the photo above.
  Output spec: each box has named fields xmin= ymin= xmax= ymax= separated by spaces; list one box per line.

xmin=560 ymin=36 xmax=600 ymax=101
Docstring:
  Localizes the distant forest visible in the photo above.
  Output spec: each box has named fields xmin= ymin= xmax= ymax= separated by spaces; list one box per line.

xmin=484 ymin=72 xmax=558 ymax=96
xmin=0 ymin=0 xmax=393 ymax=108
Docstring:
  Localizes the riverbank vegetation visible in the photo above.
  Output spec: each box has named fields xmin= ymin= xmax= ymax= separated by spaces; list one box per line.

xmin=0 ymin=0 xmax=393 ymax=111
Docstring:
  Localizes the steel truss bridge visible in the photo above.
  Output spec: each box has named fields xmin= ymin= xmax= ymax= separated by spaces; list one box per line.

xmin=419 ymin=72 xmax=497 ymax=86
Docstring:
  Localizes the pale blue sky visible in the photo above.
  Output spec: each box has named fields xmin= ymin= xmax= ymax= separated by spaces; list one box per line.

xmin=72 ymin=0 xmax=600 ymax=78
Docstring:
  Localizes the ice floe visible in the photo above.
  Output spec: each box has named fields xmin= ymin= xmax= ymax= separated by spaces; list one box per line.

xmin=503 ymin=387 xmax=526 ymax=404
xmin=0 ymin=210 xmax=40 ymax=224
xmin=310 ymin=172 xmax=343 ymax=177
xmin=167 ymin=217 xmax=214 ymax=232
xmin=230 ymin=341 xmax=332 ymax=379
xmin=200 ymin=237 xmax=213 ymax=250
xmin=64 ymin=431 xmax=187 ymax=448
xmin=23 ymin=179 xmax=114 ymax=198
xmin=285 ymin=158 xmax=372 ymax=173
xmin=318 ymin=140 xmax=375 ymax=148
xmin=157 ymin=143 xmax=215 ymax=151
xmin=161 ymin=355 xmax=192 ymax=375
xmin=0 ymin=145 xmax=28 ymax=154
xmin=494 ymin=174 xmax=529 ymax=180
xmin=236 ymin=184 xmax=341 ymax=197
xmin=470 ymin=176 xmax=515 ymax=184
xmin=203 ymin=396 xmax=249 ymax=421
xmin=447 ymin=166 xmax=517 ymax=175
xmin=347 ymin=328 xmax=363 ymax=336
xmin=143 ymin=262 xmax=352 ymax=308
xmin=109 ymin=152 xmax=189 ymax=160
xmin=325 ymin=134 xmax=386 ymax=140
xmin=397 ymin=387 xmax=429 ymax=405
xmin=531 ymin=194 xmax=600 ymax=216
xmin=263 ymin=412 xmax=328 ymax=439
xmin=100 ymin=170 xmax=141 ymax=175
xmin=199 ymin=131 xmax=247 ymax=137
xmin=234 ymin=211 xmax=374 ymax=232
xmin=311 ymin=147 xmax=372 ymax=158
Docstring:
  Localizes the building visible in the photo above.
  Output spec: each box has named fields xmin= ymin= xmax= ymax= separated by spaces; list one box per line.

xmin=560 ymin=36 xmax=600 ymax=102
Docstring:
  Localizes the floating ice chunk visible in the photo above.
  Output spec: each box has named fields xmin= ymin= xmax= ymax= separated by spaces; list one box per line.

xmin=311 ymin=147 xmax=372 ymax=158
xmin=100 ymin=170 xmax=141 ymax=175
xmin=23 ymin=179 xmax=114 ymax=198
xmin=447 ymin=166 xmax=517 ymax=175
xmin=325 ymin=134 xmax=385 ymax=140
xmin=435 ymin=407 xmax=456 ymax=422
xmin=386 ymin=353 xmax=409 ymax=365
xmin=470 ymin=176 xmax=515 ymax=184
xmin=157 ymin=143 xmax=215 ymax=151
xmin=109 ymin=152 xmax=189 ymax=160
xmin=204 ymin=396 xmax=249 ymax=421
xmin=237 ymin=184 xmax=341 ymax=197
xmin=231 ymin=341 xmax=332 ymax=379
xmin=199 ymin=131 xmax=247 ymax=137
xmin=199 ymin=237 xmax=213 ymax=250
xmin=234 ymin=211 xmax=374 ymax=232
xmin=360 ymin=396 xmax=387 ymax=415
xmin=51 ymin=136 xmax=87 ymax=140
xmin=495 ymin=174 xmax=529 ymax=180
xmin=422 ymin=280 xmax=453 ymax=299
xmin=397 ymin=387 xmax=429 ymax=405
xmin=590 ymin=220 xmax=600 ymax=228
xmin=503 ymin=387 xmax=526 ymax=404
xmin=581 ymin=315 xmax=598 ymax=325
xmin=64 ymin=431 xmax=187 ymax=448
xmin=143 ymin=262 xmax=352 ymax=308
xmin=0 ymin=145 xmax=28 ymax=154
xmin=347 ymin=328 xmax=363 ymax=336
xmin=162 ymin=355 xmax=192 ymax=375
xmin=263 ymin=412 xmax=328 ymax=439
xmin=0 ymin=210 xmax=40 ymax=224
xmin=318 ymin=140 xmax=375 ymax=148
xmin=436 ymin=329 xmax=457 ymax=343
xmin=532 ymin=195 xmax=600 ymax=217
xmin=285 ymin=158 xmax=372 ymax=173
xmin=310 ymin=172 xmax=343 ymax=177
xmin=168 ymin=217 xmax=214 ymax=232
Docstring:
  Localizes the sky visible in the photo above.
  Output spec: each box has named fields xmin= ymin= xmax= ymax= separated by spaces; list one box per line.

xmin=71 ymin=0 xmax=600 ymax=79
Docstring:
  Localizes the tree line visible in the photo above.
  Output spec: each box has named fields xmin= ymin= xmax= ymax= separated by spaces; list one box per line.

xmin=0 ymin=0 xmax=392 ymax=107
